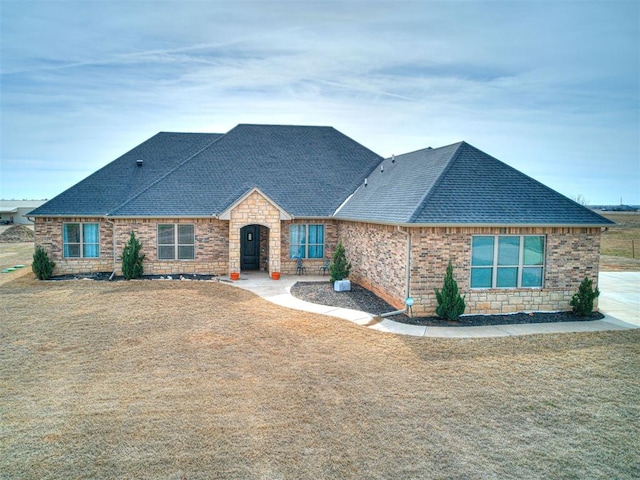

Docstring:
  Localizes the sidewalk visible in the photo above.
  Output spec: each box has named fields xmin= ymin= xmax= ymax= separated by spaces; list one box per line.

xmin=227 ymin=271 xmax=639 ymax=338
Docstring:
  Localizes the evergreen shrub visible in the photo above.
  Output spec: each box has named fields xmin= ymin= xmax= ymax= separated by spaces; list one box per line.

xmin=570 ymin=277 xmax=600 ymax=317
xmin=122 ymin=231 xmax=145 ymax=280
xmin=329 ymin=241 xmax=352 ymax=283
xmin=32 ymin=246 xmax=55 ymax=280
xmin=434 ymin=260 xmax=466 ymax=320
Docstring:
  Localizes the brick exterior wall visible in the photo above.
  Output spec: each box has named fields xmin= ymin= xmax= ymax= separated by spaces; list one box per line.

xmin=338 ymin=221 xmax=408 ymax=310
xmin=34 ymin=217 xmax=229 ymax=276
xmin=35 ymin=215 xmax=603 ymax=315
xmin=338 ymin=223 xmax=603 ymax=315
xmin=280 ymin=220 xmax=338 ymax=274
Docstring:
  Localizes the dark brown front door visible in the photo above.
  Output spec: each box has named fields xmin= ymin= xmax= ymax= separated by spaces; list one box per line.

xmin=240 ymin=225 xmax=260 ymax=270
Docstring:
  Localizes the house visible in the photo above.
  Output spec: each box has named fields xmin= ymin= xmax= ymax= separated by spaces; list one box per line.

xmin=30 ymin=124 xmax=613 ymax=315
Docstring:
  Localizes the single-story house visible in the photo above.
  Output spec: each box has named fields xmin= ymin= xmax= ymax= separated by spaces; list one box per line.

xmin=30 ymin=124 xmax=613 ymax=315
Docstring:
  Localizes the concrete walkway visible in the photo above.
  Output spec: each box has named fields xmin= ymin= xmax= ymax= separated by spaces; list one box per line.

xmin=227 ymin=271 xmax=639 ymax=338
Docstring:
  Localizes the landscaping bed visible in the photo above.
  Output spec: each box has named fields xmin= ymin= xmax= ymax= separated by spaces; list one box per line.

xmin=290 ymin=281 xmax=604 ymax=326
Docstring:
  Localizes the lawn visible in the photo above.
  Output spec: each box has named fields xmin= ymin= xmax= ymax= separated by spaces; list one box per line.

xmin=600 ymin=212 xmax=640 ymax=271
xmin=2 ymin=274 xmax=639 ymax=479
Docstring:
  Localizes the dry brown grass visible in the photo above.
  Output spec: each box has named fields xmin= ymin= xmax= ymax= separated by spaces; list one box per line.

xmin=2 ymin=274 xmax=639 ymax=479
xmin=600 ymin=212 xmax=640 ymax=271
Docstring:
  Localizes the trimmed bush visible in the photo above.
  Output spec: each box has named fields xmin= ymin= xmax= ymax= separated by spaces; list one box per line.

xmin=570 ymin=277 xmax=600 ymax=317
xmin=329 ymin=241 xmax=352 ymax=283
xmin=121 ymin=231 xmax=145 ymax=280
xmin=32 ymin=246 xmax=55 ymax=280
xmin=434 ymin=261 xmax=466 ymax=321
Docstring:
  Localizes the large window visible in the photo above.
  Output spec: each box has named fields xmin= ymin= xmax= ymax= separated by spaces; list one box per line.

xmin=63 ymin=223 xmax=100 ymax=258
xmin=290 ymin=224 xmax=324 ymax=259
xmin=158 ymin=224 xmax=195 ymax=260
xmin=471 ymin=235 xmax=545 ymax=289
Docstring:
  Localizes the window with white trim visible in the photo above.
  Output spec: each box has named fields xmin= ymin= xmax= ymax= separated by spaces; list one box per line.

xmin=158 ymin=224 xmax=195 ymax=260
xmin=63 ymin=223 xmax=100 ymax=258
xmin=471 ymin=235 xmax=545 ymax=288
xmin=289 ymin=224 xmax=324 ymax=259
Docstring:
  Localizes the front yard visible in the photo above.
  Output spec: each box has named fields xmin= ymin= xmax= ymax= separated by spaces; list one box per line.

xmin=1 ymin=274 xmax=639 ymax=479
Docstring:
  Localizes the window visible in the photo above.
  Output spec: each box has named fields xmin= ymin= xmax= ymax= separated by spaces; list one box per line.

xmin=63 ymin=223 xmax=100 ymax=258
xmin=471 ymin=235 xmax=545 ymax=289
xmin=158 ymin=224 xmax=195 ymax=260
xmin=289 ymin=224 xmax=324 ymax=259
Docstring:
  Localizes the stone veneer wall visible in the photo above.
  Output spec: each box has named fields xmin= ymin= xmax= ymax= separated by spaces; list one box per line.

xmin=34 ymin=217 xmax=229 ymax=276
xmin=228 ymin=190 xmax=282 ymax=275
xmin=408 ymin=226 xmax=602 ymax=315
xmin=337 ymin=221 xmax=409 ymax=310
xmin=280 ymin=220 xmax=338 ymax=275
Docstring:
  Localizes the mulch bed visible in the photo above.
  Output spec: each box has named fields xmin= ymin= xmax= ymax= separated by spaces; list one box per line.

xmin=291 ymin=281 xmax=604 ymax=327
xmin=49 ymin=272 xmax=219 ymax=281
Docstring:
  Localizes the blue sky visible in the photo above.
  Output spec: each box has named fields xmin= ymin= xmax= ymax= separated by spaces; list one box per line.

xmin=1 ymin=0 xmax=638 ymax=205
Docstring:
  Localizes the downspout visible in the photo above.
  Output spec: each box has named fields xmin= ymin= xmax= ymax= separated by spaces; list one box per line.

xmin=379 ymin=226 xmax=412 ymax=317
xmin=105 ymin=217 xmax=117 ymax=280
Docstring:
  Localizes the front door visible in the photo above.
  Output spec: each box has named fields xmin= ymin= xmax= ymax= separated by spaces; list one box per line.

xmin=240 ymin=225 xmax=260 ymax=270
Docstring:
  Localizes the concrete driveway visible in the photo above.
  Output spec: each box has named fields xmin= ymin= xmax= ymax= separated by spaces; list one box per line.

xmin=598 ymin=272 xmax=640 ymax=326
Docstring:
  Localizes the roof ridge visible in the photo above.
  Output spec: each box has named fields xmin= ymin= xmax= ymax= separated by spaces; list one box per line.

xmin=407 ymin=142 xmax=465 ymax=223
xmin=107 ymin=132 xmax=227 ymax=216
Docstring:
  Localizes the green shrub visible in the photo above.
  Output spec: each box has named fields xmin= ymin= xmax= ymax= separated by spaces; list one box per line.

xmin=570 ymin=277 xmax=600 ymax=317
xmin=434 ymin=261 xmax=466 ymax=321
xmin=32 ymin=246 xmax=55 ymax=280
xmin=121 ymin=231 xmax=145 ymax=280
xmin=329 ymin=241 xmax=352 ymax=283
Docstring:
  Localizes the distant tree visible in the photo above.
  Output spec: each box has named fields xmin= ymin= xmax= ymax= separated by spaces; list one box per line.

xmin=570 ymin=194 xmax=589 ymax=206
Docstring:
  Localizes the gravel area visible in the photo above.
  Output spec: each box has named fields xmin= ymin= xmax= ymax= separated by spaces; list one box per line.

xmin=290 ymin=281 xmax=604 ymax=327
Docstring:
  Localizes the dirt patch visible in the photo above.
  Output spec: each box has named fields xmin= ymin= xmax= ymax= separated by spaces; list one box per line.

xmin=291 ymin=281 xmax=604 ymax=326
xmin=0 ymin=224 xmax=35 ymax=243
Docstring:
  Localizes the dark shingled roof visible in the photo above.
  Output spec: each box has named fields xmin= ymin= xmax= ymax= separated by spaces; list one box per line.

xmin=30 ymin=125 xmax=612 ymax=226
xmin=29 ymin=132 xmax=222 ymax=216
xmin=30 ymin=125 xmax=382 ymax=218
xmin=336 ymin=142 xmax=613 ymax=226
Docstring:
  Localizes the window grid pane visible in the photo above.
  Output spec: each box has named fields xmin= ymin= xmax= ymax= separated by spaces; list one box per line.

xmin=497 ymin=236 xmax=520 ymax=266
xmin=471 ymin=235 xmax=545 ymax=289
xmin=472 ymin=236 xmax=494 ymax=266
xmin=178 ymin=225 xmax=194 ymax=245
xmin=178 ymin=245 xmax=195 ymax=260
xmin=158 ymin=225 xmax=175 ymax=245
xmin=523 ymin=236 xmax=544 ymax=265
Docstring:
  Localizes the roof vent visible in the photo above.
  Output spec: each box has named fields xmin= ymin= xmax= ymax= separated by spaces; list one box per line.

xmin=136 ymin=159 xmax=143 ymax=167
xmin=380 ymin=164 xmax=384 ymax=173
xmin=391 ymin=154 xmax=395 ymax=163
xmin=364 ymin=178 xmax=368 ymax=187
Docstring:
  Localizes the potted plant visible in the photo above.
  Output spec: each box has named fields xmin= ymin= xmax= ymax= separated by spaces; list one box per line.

xmin=330 ymin=241 xmax=352 ymax=291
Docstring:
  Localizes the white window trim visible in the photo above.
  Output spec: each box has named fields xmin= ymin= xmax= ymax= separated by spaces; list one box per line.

xmin=289 ymin=224 xmax=325 ymax=259
xmin=471 ymin=235 xmax=545 ymax=289
xmin=157 ymin=224 xmax=195 ymax=261
xmin=63 ymin=222 xmax=100 ymax=258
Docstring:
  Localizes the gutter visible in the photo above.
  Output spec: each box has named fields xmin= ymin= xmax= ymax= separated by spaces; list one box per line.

xmin=104 ymin=217 xmax=117 ymax=280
